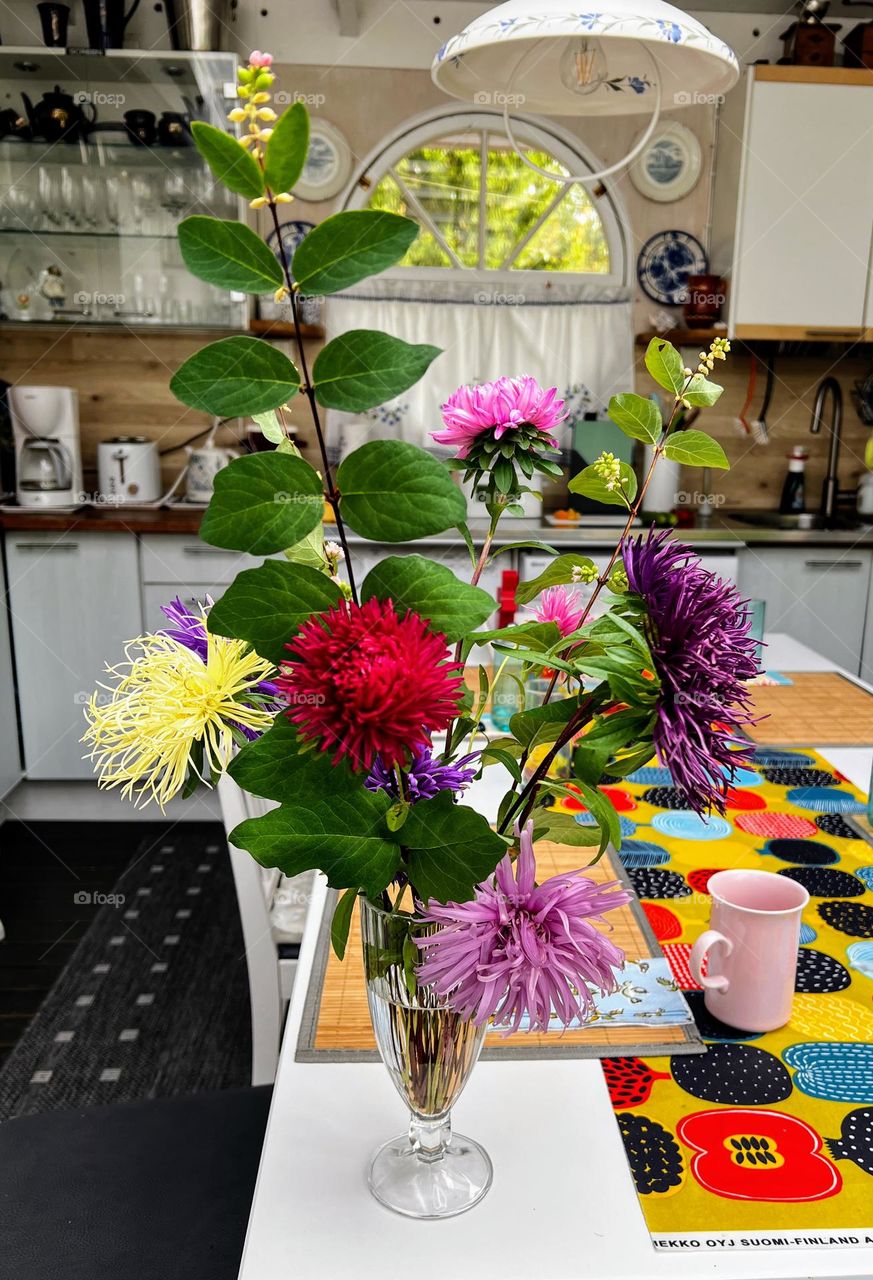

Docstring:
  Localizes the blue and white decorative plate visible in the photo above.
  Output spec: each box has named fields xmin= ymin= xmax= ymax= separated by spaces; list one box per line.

xmin=630 ymin=122 xmax=702 ymax=204
xmin=266 ymin=219 xmax=316 ymax=265
xmin=637 ymin=229 xmax=707 ymax=305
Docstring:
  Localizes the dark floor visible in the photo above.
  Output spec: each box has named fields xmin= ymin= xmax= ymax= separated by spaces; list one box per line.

xmin=0 ymin=821 xmax=144 ymax=1069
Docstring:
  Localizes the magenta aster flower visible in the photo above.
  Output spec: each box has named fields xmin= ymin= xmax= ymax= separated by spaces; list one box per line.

xmin=432 ymin=375 xmax=567 ymax=459
xmin=277 ymin=598 xmax=464 ymax=770
xmin=533 ymin=585 xmax=585 ymax=637
xmin=415 ymin=822 xmax=631 ymax=1033
xmin=621 ymin=528 xmax=760 ymax=814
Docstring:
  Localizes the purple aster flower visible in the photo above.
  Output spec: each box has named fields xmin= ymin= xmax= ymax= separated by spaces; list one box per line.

xmin=365 ymin=745 xmax=479 ymax=801
xmin=160 ymin=596 xmax=208 ymax=660
xmin=621 ymin=528 xmax=760 ymax=814
xmin=159 ymin=596 xmax=280 ymax=740
xmin=414 ymin=821 xmax=631 ymax=1034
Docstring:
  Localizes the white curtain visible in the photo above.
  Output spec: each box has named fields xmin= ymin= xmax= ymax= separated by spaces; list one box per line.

xmin=324 ymin=277 xmax=634 ymax=464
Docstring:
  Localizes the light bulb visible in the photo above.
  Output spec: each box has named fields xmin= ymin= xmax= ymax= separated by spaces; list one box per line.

xmin=558 ymin=38 xmax=608 ymax=96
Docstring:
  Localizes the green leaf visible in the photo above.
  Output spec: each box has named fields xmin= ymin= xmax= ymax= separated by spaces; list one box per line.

xmin=480 ymin=746 xmax=522 ymax=783
xmin=608 ymin=392 xmax=662 ymax=445
xmin=228 ymin=715 xmax=313 ymax=803
xmin=386 ymin=800 xmax=410 ymax=833
xmin=284 ymin=522 xmax=326 ymax=572
xmin=178 ymin=216 xmax=284 ymax=294
xmin=531 ymin=811 xmax=602 ymax=847
xmin=200 ymin=452 xmax=323 ymax=555
xmin=361 ymin=554 xmax=494 ymax=642
xmin=293 ymin=210 xmax=418 ymax=296
xmin=509 ymin=697 xmax=578 ymax=750
xmin=251 ymin=410 xmax=285 ymax=445
xmin=664 ymin=429 xmax=729 ymax=470
xmin=190 ymin=121 xmax=264 ymax=200
xmin=312 ymin=330 xmax=440 ymax=412
xmin=207 ymin=560 xmax=343 ymax=663
xmin=230 ymin=793 xmax=399 ymax=896
xmin=170 ymin=336 xmax=300 ymax=417
xmin=683 ymin=374 xmax=724 ymax=408
xmin=471 ymin=618 xmax=562 ymax=654
xmin=330 ymin=887 xmax=359 ymax=961
xmin=401 ymin=793 xmax=507 ymax=903
xmin=644 ymin=337 xmax=685 ymax=397
xmin=571 ymin=781 xmax=620 ymax=855
xmin=515 ymin=553 xmax=596 ymax=606
xmin=568 ymin=461 xmax=638 ymax=508
xmin=337 ymin=440 xmax=466 ymax=542
xmin=488 ymin=539 xmax=559 ymax=561
xmin=263 ymin=101 xmax=309 ymax=196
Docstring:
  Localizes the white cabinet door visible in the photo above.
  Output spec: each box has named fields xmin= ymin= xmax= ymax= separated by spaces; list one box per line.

xmin=731 ymin=75 xmax=873 ymax=335
xmin=0 ymin=550 xmax=22 ymax=798
xmin=6 ymin=532 xmax=142 ymax=779
xmin=737 ymin=546 xmax=872 ymax=674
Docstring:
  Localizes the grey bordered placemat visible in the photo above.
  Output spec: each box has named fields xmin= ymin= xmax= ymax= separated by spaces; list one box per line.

xmin=295 ymin=852 xmax=704 ymax=1063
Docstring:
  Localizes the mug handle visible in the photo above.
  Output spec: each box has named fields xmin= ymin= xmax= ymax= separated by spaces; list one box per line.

xmin=689 ymin=929 xmax=733 ymax=993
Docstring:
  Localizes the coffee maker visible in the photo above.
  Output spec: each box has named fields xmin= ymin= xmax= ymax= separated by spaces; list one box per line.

xmin=9 ymin=386 xmax=82 ymax=509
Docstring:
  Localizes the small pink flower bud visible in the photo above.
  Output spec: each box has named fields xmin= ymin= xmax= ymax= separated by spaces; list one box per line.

xmin=249 ymin=50 xmax=273 ymax=67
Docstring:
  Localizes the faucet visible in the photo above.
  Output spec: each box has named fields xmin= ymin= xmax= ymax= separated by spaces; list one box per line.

xmin=809 ymin=376 xmax=843 ymax=524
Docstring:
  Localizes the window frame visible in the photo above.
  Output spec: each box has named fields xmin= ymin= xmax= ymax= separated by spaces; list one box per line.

xmin=342 ymin=106 xmax=631 ymax=292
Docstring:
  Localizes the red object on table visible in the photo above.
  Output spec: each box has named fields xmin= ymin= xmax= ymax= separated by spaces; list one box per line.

xmin=497 ymin=569 xmax=518 ymax=628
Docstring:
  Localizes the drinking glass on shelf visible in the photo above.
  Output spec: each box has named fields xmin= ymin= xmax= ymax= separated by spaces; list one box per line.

xmin=37 ymin=168 xmax=63 ymax=230
xmin=1 ymin=181 xmax=33 ymax=231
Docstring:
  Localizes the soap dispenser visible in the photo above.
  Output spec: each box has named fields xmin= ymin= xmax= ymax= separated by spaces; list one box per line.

xmin=779 ymin=446 xmax=808 ymax=514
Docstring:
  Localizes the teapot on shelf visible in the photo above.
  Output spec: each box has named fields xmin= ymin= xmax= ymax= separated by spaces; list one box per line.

xmin=21 ymin=86 xmax=97 ymax=143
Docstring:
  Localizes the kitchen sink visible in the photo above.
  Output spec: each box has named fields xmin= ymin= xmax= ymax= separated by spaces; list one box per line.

xmin=727 ymin=510 xmax=862 ymax=532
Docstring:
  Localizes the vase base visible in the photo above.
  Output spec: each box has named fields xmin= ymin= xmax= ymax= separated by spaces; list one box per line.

xmin=368 ymin=1131 xmax=493 ymax=1219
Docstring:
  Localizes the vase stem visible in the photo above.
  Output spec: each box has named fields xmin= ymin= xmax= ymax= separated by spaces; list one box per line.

xmin=409 ymin=1112 xmax=451 ymax=1162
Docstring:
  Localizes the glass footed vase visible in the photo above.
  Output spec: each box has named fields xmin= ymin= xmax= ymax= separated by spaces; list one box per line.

xmin=359 ymin=894 xmax=493 ymax=1219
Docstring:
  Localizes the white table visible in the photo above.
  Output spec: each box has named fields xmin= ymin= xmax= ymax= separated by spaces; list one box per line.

xmin=238 ymin=634 xmax=873 ymax=1280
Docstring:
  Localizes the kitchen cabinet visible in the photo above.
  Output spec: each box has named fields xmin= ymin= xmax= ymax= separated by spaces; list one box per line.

xmin=712 ymin=67 xmax=873 ymax=341
xmin=0 ymin=49 xmax=246 ymax=331
xmin=141 ymin=536 xmax=259 ymax=630
xmin=5 ymin=531 xmax=142 ymax=779
xmin=737 ymin=546 xmax=872 ymax=674
xmin=0 ymin=549 xmax=22 ymax=798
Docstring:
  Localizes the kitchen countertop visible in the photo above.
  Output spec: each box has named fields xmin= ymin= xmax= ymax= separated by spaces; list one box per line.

xmin=3 ymin=505 xmax=873 ymax=546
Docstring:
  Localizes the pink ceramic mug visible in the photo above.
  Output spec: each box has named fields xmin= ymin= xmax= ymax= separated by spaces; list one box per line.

xmin=689 ymin=869 xmax=810 ymax=1032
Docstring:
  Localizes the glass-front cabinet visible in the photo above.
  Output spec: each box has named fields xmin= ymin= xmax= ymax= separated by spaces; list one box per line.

xmin=0 ymin=49 xmax=247 ymax=329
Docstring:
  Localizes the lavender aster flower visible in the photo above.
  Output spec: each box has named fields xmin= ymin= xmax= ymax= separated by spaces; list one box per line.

xmin=415 ymin=821 xmax=631 ymax=1034
xmin=365 ymin=745 xmax=479 ymax=801
xmin=622 ymin=528 xmax=760 ymax=814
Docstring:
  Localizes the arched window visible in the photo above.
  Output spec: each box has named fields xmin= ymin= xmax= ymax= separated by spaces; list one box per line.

xmin=345 ymin=108 xmax=629 ymax=288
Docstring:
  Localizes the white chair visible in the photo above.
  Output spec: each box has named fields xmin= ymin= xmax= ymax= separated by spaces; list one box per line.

xmin=218 ymin=775 xmax=307 ymax=1085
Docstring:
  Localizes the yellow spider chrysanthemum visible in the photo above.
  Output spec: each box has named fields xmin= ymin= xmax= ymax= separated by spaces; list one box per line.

xmin=83 ymin=631 xmax=276 ymax=809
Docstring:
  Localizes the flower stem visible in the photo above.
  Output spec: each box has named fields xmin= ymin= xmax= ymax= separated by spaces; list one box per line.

xmin=265 ymin=197 xmax=359 ymax=604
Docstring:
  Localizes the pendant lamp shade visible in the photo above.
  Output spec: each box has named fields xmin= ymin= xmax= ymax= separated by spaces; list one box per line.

xmin=432 ymin=0 xmax=739 ymax=117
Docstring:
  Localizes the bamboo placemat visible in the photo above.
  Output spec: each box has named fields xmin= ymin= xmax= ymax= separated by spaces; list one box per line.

xmin=296 ymin=843 xmax=703 ymax=1062
xmin=746 ymin=672 xmax=873 ymax=746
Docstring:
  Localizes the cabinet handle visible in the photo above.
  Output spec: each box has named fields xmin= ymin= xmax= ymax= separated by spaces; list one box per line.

xmin=182 ymin=546 xmax=236 ymax=556
xmin=13 ymin=541 xmax=79 ymax=552
xmin=803 ymin=329 xmax=863 ymax=339
xmin=804 ymin=559 xmax=864 ymax=569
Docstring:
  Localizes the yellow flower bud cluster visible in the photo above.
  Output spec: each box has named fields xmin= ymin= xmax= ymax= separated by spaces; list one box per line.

xmin=229 ymin=54 xmax=294 ymax=207
xmin=695 ymin=335 xmax=731 ymax=377
xmin=592 ymin=451 xmax=623 ymax=493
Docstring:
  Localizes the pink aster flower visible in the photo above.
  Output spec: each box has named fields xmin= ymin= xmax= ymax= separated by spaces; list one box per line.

xmin=415 ymin=822 xmax=631 ymax=1033
xmin=432 ymin=375 xmax=567 ymax=459
xmin=249 ymin=50 xmax=273 ymax=67
xmin=533 ymin=585 xmax=585 ymax=637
